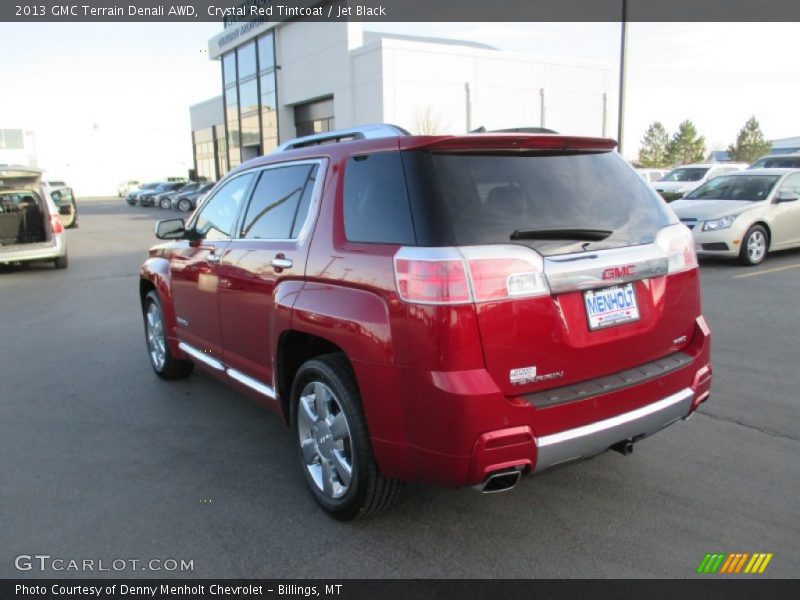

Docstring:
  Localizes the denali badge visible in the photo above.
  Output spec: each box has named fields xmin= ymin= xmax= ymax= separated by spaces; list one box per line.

xmin=510 ymin=366 xmax=537 ymax=385
xmin=602 ymin=265 xmax=637 ymax=280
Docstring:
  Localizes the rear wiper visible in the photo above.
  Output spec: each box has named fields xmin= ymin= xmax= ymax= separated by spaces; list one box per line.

xmin=510 ymin=228 xmax=613 ymax=241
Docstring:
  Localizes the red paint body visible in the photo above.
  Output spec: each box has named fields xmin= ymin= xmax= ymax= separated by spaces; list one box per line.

xmin=140 ymin=133 xmax=712 ymax=488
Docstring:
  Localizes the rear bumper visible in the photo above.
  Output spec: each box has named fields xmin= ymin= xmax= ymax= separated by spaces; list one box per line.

xmin=367 ymin=315 xmax=711 ymax=487
xmin=534 ymin=386 xmax=693 ymax=472
xmin=0 ymin=237 xmax=66 ymax=264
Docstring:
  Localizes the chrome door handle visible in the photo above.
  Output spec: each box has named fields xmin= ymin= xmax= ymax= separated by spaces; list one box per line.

xmin=271 ymin=257 xmax=293 ymax=269
xmin=207 ymin=252 xmax=221 ymax=264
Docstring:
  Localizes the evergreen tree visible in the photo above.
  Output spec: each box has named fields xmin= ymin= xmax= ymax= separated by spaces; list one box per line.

xmin=638 ymin=122 xmax=670 ymax=167
xmin=666 ymin=120 xmax=706 ymax=165
xmin=727 ymin=116 xmax=772 ymax=164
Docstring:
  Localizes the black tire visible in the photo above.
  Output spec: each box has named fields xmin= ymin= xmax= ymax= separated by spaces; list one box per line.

xmin=143 ymin=291 xmax=194 ymax=379
xmin=54 ymin=254 xmax=68 ymax=269
xmin=739 ymin=224 xmax=768 ymax=266
xmin=290 ymin=354 xmax=401 ymax=520
xmin=177 ymin=199 xmax=191 ymax=212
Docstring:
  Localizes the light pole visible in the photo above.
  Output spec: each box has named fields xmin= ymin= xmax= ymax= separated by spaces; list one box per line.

xmin=617 ymin=0 xmax=628 ymax=154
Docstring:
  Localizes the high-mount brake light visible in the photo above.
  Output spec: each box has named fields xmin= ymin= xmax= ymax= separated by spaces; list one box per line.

xmin=394 ymin=245 xmax=550 ymax=305
xmin=655 ymin=224 xmax=698 ymax=274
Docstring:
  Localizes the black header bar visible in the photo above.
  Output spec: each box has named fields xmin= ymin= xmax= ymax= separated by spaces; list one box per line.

xmin=3 ymin=0 xmax=800 ymax=23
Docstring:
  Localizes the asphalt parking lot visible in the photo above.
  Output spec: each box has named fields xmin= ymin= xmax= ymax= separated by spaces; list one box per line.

xmin=1 ymin=198 xmax=798 ymax=578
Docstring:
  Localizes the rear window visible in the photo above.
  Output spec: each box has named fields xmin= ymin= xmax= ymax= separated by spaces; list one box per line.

xmin=402 ymin=150 xmax=675 ymax=255
xmin=343 ymin=152 xmax=415 ymax=244
xmin=660 ymin=167 xmax=708 ymax=182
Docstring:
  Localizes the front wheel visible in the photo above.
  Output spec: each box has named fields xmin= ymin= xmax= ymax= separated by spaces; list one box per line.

xmin=177 ymin=199 xmax=191 ymax=212
xmin=739 ymin=225 xmax=768 ymax=266
xmin=291 ymin=354 xmax=401 ymax=520
xmin=143 ymin=291 xmax=193 ymax=379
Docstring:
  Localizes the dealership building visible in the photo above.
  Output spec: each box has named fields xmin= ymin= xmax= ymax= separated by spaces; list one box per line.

xmin=189 ymin=21 xmax=614 ymax=181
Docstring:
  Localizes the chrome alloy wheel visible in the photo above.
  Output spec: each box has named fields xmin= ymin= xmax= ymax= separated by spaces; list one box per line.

xmin=747 ymin=230 xmax=767 ymax=263
xmin=297 ymin=381 xmax=353 ymax=499
xmin=145 ymin=301 xmax=167 ymax=371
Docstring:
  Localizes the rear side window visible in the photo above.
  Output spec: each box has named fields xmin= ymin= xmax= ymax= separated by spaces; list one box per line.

xmin=241 ymin=164 xmax=318 ymax=240
xmin=402 ymin=150 xmax=675 ymax=256
xmin=343 ymin=152 xmax=415 ymax=244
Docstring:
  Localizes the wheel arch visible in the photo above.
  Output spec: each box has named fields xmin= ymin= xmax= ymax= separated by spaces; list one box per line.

xmin=275 ymin=330 xmax=350 ymax=424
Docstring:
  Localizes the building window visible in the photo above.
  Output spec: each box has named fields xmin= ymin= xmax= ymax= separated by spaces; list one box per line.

xmin=237 ymin=41 xmax=257 ymax=79
xmin=222 ymin=53 xmax=236 ymax=87
xmin=193 ymin=127 xmax=216 ymax=182
xmin=294 ymin=98 xmax=334 ymax=138
xmin=258 ymin=32 xmax=275 ymax=72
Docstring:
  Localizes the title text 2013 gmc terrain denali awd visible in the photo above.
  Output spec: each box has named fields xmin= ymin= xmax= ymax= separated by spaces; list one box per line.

xmin=139 ymin=125 xmax=712 ymax=520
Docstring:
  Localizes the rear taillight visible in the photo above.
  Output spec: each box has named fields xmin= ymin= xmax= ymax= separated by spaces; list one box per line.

xmin=656 ymin=224 xmax=697 ymax=274
xmin=50 ymin=214 xmax=64 ymax=234
xmin=394 ymin=246 xmax=550 ymax=305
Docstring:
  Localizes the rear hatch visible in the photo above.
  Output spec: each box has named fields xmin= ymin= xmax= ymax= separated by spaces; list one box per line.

xmin=0 ymin=166 xmax=52 ymax=247
xmin=398 ymin=136 xmax=699 ymax=397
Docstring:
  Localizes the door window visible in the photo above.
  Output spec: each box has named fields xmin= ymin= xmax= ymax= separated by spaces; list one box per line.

xmin=240 ymin=164 xmax=318 ymax=240
xmin=194 ymin=172 xmax=255 ymax=241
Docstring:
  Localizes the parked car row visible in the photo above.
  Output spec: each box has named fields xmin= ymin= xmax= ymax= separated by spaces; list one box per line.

xmin=126 ymin=181 xmax=213 ymax=212
xmin=632 ymin=151 xmax=800 ymax=266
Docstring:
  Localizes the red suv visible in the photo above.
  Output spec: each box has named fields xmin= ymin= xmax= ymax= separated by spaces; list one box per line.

xmin=140 ymin=125 xmax=712 ymax=519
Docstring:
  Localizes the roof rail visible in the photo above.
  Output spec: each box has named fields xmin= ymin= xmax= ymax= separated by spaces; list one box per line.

xmin=273 ymin=123 xmax=410 ymax=153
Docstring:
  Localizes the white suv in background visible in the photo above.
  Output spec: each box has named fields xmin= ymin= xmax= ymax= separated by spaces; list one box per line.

xmin=654 ymin=163 xmax=748 ymax=202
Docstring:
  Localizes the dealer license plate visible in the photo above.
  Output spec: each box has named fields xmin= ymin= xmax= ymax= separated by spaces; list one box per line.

xmin=583 ymin=283 xmax=640 ymax=330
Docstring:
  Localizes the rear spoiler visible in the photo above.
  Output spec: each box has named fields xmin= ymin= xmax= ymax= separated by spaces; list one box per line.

xmin=400 ymin=134 xmax=618 ymax=153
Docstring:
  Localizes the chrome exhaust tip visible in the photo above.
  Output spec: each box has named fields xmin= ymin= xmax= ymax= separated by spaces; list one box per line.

xmin=474 ymin=468 xmax=523 ymax=494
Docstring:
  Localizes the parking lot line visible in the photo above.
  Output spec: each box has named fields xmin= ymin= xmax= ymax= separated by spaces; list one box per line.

xmin=733 ymin=263 xmax=800 ymax=279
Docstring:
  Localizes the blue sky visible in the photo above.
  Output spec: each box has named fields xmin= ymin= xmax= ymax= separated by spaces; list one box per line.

xmin=1 ymin=22 xmax=798 ymax=194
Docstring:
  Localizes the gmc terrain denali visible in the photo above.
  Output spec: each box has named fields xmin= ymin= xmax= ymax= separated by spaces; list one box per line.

xmin=139 ymin=125 xmax=712 ymax=519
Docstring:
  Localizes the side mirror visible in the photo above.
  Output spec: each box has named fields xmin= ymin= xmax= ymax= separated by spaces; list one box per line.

xmin=155 ymin=218 xmax=188 ymax=240
xmin=776 ymin=191 xmax=799 ymax=203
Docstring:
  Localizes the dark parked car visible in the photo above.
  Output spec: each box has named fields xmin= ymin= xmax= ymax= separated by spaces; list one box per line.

xmin=157 ymin=182 xmax=201 ymax=209
xmin=172 ymin=182 xmax=214 ymax=212
xmin=140 ymin=124 xmax=712 ymax=520
xmin=126 ymin=182 xmax=161 ymax=205
xmin=139 ymin=182 xmax=186 ymax=207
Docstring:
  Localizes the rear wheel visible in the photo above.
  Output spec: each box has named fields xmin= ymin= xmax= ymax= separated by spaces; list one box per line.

xmin=739 ymin=225 xmax=768 ymax=265
xmin=291 ymin=354 xmax=400 ymax=520
xmin=177 ymin=199 xmax=191 ymax=212
xmin=144 ymin=291 xmax=193 ymax=379
xmin=54 ymin=254 xmax=68 ymax=269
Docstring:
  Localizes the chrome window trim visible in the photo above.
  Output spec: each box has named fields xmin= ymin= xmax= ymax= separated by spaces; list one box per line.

xmin=231 ymin=158 xmax=328 ymax=244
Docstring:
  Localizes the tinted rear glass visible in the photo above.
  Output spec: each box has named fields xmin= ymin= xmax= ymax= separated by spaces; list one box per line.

xmin=344 ymin=152 xmax=415 ymax=244
xmin=402 ymin=150 xmax=675 ymax=255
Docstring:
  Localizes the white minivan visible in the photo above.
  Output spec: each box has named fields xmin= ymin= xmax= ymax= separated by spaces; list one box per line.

xmin=0 ymin=165 xmax=68 ymax=269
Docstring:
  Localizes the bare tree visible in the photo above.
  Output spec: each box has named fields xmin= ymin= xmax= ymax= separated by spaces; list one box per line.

xmin=412 ymin=105 xmax=449 ymax=135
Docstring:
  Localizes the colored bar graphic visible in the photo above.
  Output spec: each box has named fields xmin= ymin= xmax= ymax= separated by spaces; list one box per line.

xmin=700 ymin=552 xmax=773 ymax=574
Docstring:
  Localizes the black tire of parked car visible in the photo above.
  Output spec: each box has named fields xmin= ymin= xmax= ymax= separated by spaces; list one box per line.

xmin=290 ymin=354 xmax=401 ymax=520
xmin=143 ymin=291 xmax=194 ymax=379
xmin=739 ymin=224 xmax=769 ymax=266
xmin=160 ymin=198 xmax=171 ymax=209
xmin=54 ymin=254 xmax=68 ymax=269
xmin=177 ymin=199 xmax=192 ymax=212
